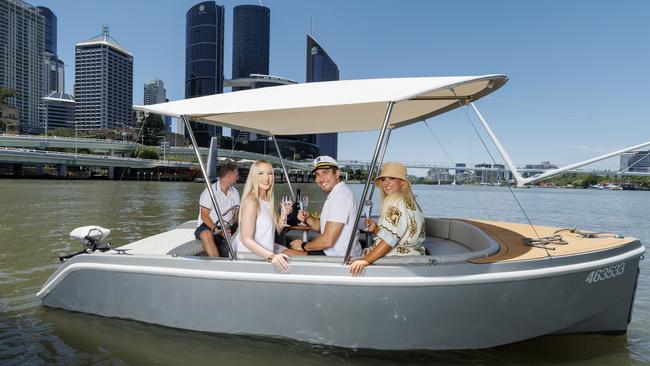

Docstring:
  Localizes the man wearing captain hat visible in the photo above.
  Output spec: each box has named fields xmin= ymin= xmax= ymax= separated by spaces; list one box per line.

xmin=285 ymin=156 xmax=361 ymax=257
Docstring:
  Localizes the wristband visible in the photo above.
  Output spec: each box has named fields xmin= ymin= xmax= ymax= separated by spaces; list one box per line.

xmin=301 ymin=241 xmax=308 ymax=252
xmin=266 ymin=254 xmax=276 ymax=263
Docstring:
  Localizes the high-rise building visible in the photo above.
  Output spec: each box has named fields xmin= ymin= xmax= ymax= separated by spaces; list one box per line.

xmin=37 ymin=6 xmax=65 ymax=133
xmin=620 ymin=151 xmax=650 ymax=173
xmin=0 ymin=0 xmax=45 ymax=133
xmin=144 ymin=79 xmax=166 ymax=105
xmin=306 ymin=34 xmax=339 ymax=158
xmin=232 ymin=5 xmax=270 ymax=86
xmin=230 ymin=4 xmax=270 ymax=143
xmin=144 ymin=79 xmax=171 ymax=132
xmin=74 ymin=26 xmax=133 ymax=131
xmin=36 ymin=6 xmax=56 ymax=54
xmin=185 ymin=1 xmax=225 ymax=146
xmin=42 ymin=91 xmax=75 ymax=132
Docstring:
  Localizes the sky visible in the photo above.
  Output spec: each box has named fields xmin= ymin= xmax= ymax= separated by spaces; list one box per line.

xmin=34 ymin=0 xmax=650 ymax=172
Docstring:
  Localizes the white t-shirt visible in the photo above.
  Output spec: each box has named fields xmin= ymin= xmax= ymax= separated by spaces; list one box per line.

xmin=320 ymin=182 xmax=361 ymax=257
xmin=233 ymin=199 xmax=275 ymax=253
xmin=196 ymin=180 xmax=240 ymax=228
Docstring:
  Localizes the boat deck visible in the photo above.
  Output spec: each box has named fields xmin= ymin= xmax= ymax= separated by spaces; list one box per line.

xmin=117 ymin=218 xmax=637 ymax=265
xmin=464 ymin=219 xmax=637 ymax=263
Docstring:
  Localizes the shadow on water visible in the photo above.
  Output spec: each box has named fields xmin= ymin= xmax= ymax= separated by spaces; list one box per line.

xmin=3 ymin=307 xmax=633 ymax=366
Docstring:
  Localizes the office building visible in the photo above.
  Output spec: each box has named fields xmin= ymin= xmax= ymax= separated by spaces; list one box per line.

xmin=306 ymin=34 xmax=339 ymax=158
xmin=144 ymin=79 xmax=171 ymax=132
xmin=232 ymin=5 xmax=270 ymax=86
xmin=144 ymin=79 xmax=166 ymax=105
xmin=230 ymin=4 xmax=270 ymax=143
xmin=74 ymin=26 xmax=133 ymax=131
xmin=185 ymin=1 xmax=225 ymax=146
xmin=620 ymin=150 xmax=650 ymax=173
xmin=0 ymin=0 xmax=45 ymax=133
xmin=42 ymin=91 xmax=75 ymax=132
xmin=37 ymin=6 xmax=64 ymax=95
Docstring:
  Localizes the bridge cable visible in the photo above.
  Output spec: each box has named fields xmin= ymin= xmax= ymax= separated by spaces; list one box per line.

xmin=454 ymin=98 xmax=550 ymax=257
xmin=422 ymin=119 xmax=494 ymax=221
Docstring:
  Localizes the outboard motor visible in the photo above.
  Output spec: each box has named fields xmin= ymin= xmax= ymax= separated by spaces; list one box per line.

xmin=59 ymin=226 xmax=112 ymax=262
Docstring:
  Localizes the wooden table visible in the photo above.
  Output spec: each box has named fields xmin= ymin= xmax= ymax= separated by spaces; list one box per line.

xmin=286 ymin=225 xmax=311 ymax=242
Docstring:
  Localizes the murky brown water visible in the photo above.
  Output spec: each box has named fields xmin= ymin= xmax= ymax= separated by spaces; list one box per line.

xmin=1 ymin=180 xmax=648 ymax=365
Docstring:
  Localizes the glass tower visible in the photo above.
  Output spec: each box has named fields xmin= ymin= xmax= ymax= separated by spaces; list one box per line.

xmin=0 ymin=0 xmax=44 ymax=133
xmin=231 ymin=4 xmax=270 ymax=143
xmin=232 ymin=5 xmax=270 ymax=87
xmin=306 ymin=34 xmax=339 ymax=159
xmin=37 ymin=6 xmax=64 ymax=96
xmin=185 ymin=1 xmax=224 ymax=147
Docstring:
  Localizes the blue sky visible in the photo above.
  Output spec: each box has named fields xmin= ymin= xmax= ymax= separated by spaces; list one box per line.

xmin=36 ymin=0 xmax=650 ymax=171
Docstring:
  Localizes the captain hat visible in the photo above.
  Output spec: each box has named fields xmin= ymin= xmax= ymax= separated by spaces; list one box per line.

xmin=312 ymin=155 xmax=339 ymax=172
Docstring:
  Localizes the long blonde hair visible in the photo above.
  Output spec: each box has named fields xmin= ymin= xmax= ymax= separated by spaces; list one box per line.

xmin=380 ymin=178 xmax=420 ymax=213
xmin=238 ymin=160 xmax=279 ymax=231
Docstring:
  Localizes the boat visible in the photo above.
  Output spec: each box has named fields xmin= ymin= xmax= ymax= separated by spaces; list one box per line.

xmin=38 ymin=75 xmax=647 ymax=350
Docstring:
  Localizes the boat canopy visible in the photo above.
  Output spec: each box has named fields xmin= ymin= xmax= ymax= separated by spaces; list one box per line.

xmin=133 ymin=75 xmax=507 ymax=136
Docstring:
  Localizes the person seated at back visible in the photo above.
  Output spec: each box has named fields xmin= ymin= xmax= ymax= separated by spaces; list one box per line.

xmin=349 ymin=162 xmax=425 ymax=276
xmin=194 ymin=163 xmax=239 ymax=257
xmin=285 ymin=156 xmax=362 ymax=257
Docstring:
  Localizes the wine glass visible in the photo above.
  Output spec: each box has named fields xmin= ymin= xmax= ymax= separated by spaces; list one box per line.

xmin=299 ymin=195 xmax=309 ymax=226
xmin=364 ymin=199 xmax=373 ymax=232
xmin=364 ymin=199 xmax=373 ymax=219
xmin=280 ymin=195 xmax=291 ymax=226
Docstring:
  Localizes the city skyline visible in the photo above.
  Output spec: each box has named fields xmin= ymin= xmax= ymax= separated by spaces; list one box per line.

xmin=25 ymin=0 xmax=650 ymax=170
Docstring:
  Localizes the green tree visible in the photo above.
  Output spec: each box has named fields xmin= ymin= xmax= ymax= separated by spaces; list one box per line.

xmin=0 ymin=87 xmax=17 ymax=105
xmin=134 ymin=145 xmax=160 ymax=160
xmin=0 ymin=87 xmax=18 ymax=133
xmin=49 ymin=127 xmax=75 ymax=137
xmin=137 ymin=114 xmax=165 ymax=146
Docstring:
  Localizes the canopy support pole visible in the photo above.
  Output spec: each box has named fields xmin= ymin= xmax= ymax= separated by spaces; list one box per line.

xmin=365 ymin=128 xmax=392 ymax=217
xmin=182 ymin=115 xmax=236 ymax=260
xmin=343 ymin=102 xmax=394 ymax=264
xmin=469 ymin=102 xmax=525 ymax=186
xmin=271 ymin=135 xmax=296 ymax=201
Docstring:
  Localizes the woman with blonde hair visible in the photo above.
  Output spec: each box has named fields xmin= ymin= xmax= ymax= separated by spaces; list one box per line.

xmin=349 ymin=162 xmax=425 ymax=276
xmin=232 ymin=160 xmax=292 ymax=272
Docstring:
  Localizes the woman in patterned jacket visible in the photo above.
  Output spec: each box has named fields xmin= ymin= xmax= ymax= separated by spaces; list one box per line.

xmin=349 ymin=162 xmax=425 ymax=276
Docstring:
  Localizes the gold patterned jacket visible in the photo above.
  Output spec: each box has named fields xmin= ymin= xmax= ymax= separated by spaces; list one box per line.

xmin=368 ymin=195 xmax=426 ymax=256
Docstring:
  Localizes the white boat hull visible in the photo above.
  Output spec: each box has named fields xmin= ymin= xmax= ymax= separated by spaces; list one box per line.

xmin=38 ymin=235 xmax=644 ymax=350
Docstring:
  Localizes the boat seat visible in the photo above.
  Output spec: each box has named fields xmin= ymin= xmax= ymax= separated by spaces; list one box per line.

xmin=167 ymin=239 xmax=204 ymax=257
xmin=422 ymin=218 xmax=500 ymax=263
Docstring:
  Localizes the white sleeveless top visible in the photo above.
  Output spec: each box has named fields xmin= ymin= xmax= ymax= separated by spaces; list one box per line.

xmin=234 ymin=199 xmax=275 ymax=253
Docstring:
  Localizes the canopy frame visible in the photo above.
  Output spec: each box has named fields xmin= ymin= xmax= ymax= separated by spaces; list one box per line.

xmin=343 ymin=102 xmax=395 ymax=263
xmin=182 ymin=115 xmax=236 ymax=260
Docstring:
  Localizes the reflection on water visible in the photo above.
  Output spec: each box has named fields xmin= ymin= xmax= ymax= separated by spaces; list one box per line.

xmin=0 ymin=180 xmax=648 ymax=365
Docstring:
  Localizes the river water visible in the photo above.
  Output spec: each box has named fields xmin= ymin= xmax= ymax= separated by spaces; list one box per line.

xmin=0 ymin=179 xmax=648 ymax=365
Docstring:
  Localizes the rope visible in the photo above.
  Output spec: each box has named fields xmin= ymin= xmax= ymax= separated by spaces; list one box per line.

xmin=523 ymin=235 xmax=568 ymax=250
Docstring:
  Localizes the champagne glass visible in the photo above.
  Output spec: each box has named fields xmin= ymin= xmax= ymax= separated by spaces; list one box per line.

xmin=299 ymin=196 xmax=309 ymax=226
xmin=281 ymin=196 xmax=291 ymax=226
xmin=364 ymin=199 xmax=373 ymax=219
xmin=364 ymin=199 xmax=373 ymax=232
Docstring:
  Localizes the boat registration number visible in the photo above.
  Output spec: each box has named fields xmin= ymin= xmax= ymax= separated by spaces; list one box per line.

xmin=585 ymin=263 xmax=625 ymax=284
